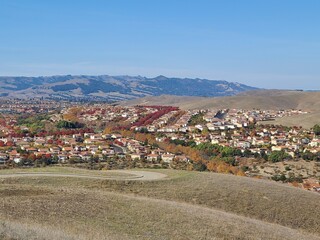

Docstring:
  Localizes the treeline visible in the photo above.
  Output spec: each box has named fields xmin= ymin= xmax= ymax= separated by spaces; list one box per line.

xmin=195 ymin=143 xmax=242 ymax=158
xmin=114 ymin=106 xmax=178 ymax=131
xmin=188 ymin=112 xmax=207 ymax=126
xmin=271 ymin=173 xmax=303 ymax=183
xmin=56 ymin=120 xmax=85 ymax=129
xmin=132 ymin=106 xmax=178 ymax=127
xmin=171 ymin=140 xmax=300 ymax=163
xmin=299 ymin=150 xmax=320 ymax=161
xmin=10 ymin=151 xmax=57 ymax=167
xmin=16 ymin=114 xmax=50 ymax=133
xmin=5 ymin=128 xmax=94 ymax=139
xmin=17 ymin=114 xmax=50 ymax=126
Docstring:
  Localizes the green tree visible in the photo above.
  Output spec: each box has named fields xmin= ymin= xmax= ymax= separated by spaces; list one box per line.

xmin=313 ymin=124 xmax=320 ymax=135
xmin=301 ymin=151 xmax=315 ymax=161
xmin=272 ymin=174 xmax=287 ymax=182
xmin=268 ymin=150 xmax=291 ymax=163
xmin=56 ymin=120 xmax=84 ymax=129
xmin=193 ymin=162 xmax=207 ymax=171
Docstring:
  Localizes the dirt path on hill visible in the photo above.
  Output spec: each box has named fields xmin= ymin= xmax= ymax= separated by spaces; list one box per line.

xmin=0 ymin=170 xmax=167 ymax=181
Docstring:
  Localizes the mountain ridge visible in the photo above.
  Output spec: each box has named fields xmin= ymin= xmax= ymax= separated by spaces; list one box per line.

xmin=0 ymin=75 xmax=257 ymax=101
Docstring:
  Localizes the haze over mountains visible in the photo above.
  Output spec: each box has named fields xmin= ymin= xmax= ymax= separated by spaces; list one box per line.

xmin=0 ymin=75 xmax=257 ymax=101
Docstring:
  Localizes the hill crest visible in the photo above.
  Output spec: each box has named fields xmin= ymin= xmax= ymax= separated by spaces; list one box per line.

xmin=0 ymin=75 xmax=257 ymax=101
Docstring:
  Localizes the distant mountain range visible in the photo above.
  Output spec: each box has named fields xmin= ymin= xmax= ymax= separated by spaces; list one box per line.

xmin=0 ymin=75 xmax=257 ymax=101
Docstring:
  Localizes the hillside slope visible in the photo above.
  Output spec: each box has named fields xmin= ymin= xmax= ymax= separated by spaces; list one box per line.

xmin=120 ymin=90 xmax=320 ymax=128
xmin=1 ymin=168 xmax=319 ymax=240
xmin=120 ymin=90 xmax=320 ymax=110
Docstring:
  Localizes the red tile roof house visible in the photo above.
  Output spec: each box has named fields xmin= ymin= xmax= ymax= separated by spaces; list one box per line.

xmin=117 ymin=138 xmax=129 ymax=146
xmin=34 ymin=151 xmax=48 ymax=157
xmin=174 ymin=155 xmax=189 ymax=162
xmin=161 ymin=154 xmax=175 ymax=163
xmin=146 ymin=154 xmax=160 ymax=162
xmin=130 ymin=153 xmax=145 ymax=160
xmin=50 ymin=147 xmax=61 ymax=154
xmin=90 ymin=134 xmax=102 ymax=140
xmin=111 ymin=134 xmax=122 ymax=139
xmin=62 ymin=147 xmax=73 ymax=152
xmin=102 ymin=149 xmax=115 ymax=156
xmin=34 ymin=139 xmax=46 ymax=146
xmin=151 ymin=148 xmax=165 ymax=155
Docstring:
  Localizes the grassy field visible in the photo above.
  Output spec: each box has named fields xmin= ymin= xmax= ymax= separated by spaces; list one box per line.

xmin=120 ymin=90 xmax=320 ymax=111
xmin=260 ymin=112 xmax=320 ymax=129
xmin=0 ymin=167 xmax=319 ymax=240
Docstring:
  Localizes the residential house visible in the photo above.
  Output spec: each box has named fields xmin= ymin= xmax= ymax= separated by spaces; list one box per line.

xmin=161 ymin=154 xmax=175 ymax=163
xmin=146 ymin=154 xmax=160 ymax=162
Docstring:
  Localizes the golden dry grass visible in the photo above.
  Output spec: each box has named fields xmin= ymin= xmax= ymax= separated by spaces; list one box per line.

xmin=120 ymin=91 xmax=320 ymax=111
xmin=0 ymin=168 xmax=319 ymax=240
xmin=260 ymin=111 xmax=320 ymax=129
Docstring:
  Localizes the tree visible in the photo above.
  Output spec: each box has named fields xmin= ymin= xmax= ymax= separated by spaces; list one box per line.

xmin=52 ymin=155 xmax=59 ymax=164
xmin=193 ymin=162 xmax=207 ymax=171
xmin=272 ymin=174 xmax=287 ymax=182
xmin=243 ymin=149 xmax=251 ymax=158
xmin=56 ymin=120 xmax=84 ymax=129
xmin=103 ymin=127 xmax=113 ymax=134
xmin=301 ymin=150 xmax=315 ymax=161
xmin=268 ymin=150 xmax=291 ymax=163
xmin=313 ymin=124 xmax=320 ymax=135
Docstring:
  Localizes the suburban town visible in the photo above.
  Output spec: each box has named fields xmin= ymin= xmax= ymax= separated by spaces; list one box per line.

xmin=2 ymin=1 xmax=320 ymax=239
xmin=0 ymin=99 xmax=319 ymax=193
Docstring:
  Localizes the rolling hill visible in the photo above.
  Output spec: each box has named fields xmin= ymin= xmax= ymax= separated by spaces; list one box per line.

xmin=120 ymin=90 xmax=320 ymax=110
xmin=120 ymin=90 xmax=320 ymax=128
xmin=0 ymin=75 xmax=257 ymax=101
xmin=0 ymin=167 xmax=319 ymax=240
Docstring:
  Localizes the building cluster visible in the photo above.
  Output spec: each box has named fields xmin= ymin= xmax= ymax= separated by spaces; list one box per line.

xmin=0 ymin=131 xmax=186 ymax=165
xmin=0 ymin=105 xmax=315 ymax=163
xmin=152 ymin=109 xmax=314 ymax=158
xmin=0 ymin=103 xmax=320 ymax=180
xmin=0 ymin=99 xmax=72 ymax=114
xmin=0 ymin=102 xmax=319 ymax=192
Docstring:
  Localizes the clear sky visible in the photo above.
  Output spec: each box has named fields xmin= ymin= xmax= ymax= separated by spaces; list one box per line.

xmin=0 ymin=0 xmax=319 ymax=90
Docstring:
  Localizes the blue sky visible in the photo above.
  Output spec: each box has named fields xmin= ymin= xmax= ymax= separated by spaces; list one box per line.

xmin=0 ymin=0 xmax=319 ymax=89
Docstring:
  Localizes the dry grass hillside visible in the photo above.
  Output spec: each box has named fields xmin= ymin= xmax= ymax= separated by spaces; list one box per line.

xmin=119 ymin=90 xmax=320 ymax=128
xmin=0 ymin=167 xmax=319 ymax=240
xmin=120 ymin=90 xmax=320 ymax=111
